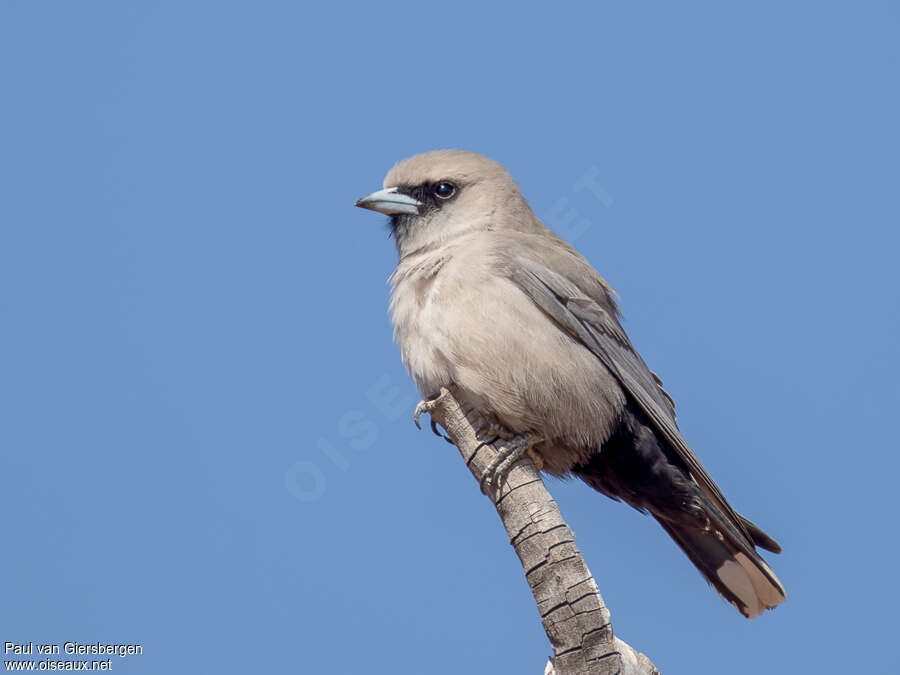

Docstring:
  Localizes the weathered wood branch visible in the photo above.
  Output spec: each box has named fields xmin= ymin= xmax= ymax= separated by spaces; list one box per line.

xmin=425 ymin=386 xmax=659 ymax=675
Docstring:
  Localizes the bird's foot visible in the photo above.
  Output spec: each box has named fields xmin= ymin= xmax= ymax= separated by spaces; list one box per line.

xmin=480 ymin=432 xmax=544 ymax=493
xmin=413 ymin=393 xmax=450 ymax=440
xmin=413 ymin=397 xmax=438 ymax=430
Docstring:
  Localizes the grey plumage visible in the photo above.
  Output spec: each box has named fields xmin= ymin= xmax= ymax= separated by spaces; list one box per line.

xmin=356 ymin=150 xmax=786 ymax=618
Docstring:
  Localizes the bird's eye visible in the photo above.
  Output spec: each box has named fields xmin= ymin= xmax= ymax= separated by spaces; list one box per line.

xmin=434 ymin=181 xmax=457 ymax=199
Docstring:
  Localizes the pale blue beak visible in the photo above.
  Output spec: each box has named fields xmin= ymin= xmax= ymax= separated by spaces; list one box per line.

xmin=355 ymin=187 xmax=421 ymax=216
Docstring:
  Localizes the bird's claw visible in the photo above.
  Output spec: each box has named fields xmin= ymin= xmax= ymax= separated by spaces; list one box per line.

xmin=413 ymin=393 xmax=453 ymax=442
xmin=413 ymin=398 xmax=438 ymax=430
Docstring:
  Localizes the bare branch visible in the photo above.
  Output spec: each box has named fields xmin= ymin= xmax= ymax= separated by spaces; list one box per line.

xmin=426 ymin=387 xmax=659 ymax=675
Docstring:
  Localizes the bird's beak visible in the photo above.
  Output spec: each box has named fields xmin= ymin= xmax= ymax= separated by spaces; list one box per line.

xmin=355 ymin=187 xmax=421 ymax=216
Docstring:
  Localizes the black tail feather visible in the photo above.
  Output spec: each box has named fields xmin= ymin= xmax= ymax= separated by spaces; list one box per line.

xmin=573 ymin=400 xmax=785 ymax=617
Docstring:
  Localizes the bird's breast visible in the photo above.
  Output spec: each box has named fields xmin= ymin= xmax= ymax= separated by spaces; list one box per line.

xmin=388 ymin=251 xmax=455 ymax=397
xmin=388 ymin=245 xmax=625 ymax=453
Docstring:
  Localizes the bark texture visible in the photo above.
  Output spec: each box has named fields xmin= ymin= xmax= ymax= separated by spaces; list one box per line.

xmin=426 ymin=387 xmax=659 ymax=675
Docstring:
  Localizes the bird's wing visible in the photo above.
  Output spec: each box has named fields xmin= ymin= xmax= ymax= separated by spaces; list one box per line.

xmin=509 ymin=255 xmax=754 ymax=545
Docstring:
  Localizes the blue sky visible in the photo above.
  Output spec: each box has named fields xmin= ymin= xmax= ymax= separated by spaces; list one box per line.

xmin=1 ymin=2 xmax=897 ymax=673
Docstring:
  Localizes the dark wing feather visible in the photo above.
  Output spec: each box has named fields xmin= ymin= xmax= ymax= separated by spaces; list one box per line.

xmin=510 ymin=256 xmax=757 ymax=549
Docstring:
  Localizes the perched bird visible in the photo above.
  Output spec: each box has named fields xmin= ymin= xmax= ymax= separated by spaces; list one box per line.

xmin=355 ymin=150 xmax=785 ymax=618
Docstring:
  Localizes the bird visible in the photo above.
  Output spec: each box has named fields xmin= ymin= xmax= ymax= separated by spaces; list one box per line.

xmin=355 ymin=150 xmax=786 ymax=618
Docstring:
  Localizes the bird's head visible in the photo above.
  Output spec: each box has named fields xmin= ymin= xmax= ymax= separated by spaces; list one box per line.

xmin=355 ymin=150 xmax=540 ymax=256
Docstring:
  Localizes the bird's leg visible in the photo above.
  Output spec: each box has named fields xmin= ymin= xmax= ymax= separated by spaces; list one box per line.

xmin=480 ymin=432 xmax=544 ymax=493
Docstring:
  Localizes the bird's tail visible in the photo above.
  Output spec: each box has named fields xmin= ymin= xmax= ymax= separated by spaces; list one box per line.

xmin=656 ymin=513 xmax=786 ymax=618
